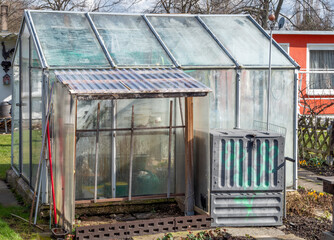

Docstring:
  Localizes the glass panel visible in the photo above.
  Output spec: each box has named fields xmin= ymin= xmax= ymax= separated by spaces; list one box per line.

xmin=193 ymin=95 xmax=210 ymax=211
xmin=174 ymin=98 xmax=185 ymax=194
xmin=12 ymin=43 xmax=20 ymax=171
xmin=240 ymin=69 xmax=295 ymax=186
xmin=91 ymin=14 xmax=173 ymax=66
xmin=30 ymin=12 xmax=110 ymax=68
xmin=30 ymin=67 xmax=43 ymax=186
xmin=31 ymin=42 xmax=41 ymax=68
xmin=186 ymin=70 xmax=236 ymax=129
xmin=147 ymin=16 xmax=234 ymax=66
xmin=201 ymin=16 xmax=293 ymax=67
xmin=116 ymin=129 xmax=174 ymax=197
xmin=75 ymin=98 xmax=178 ymax=199
xmin=76 ymin=113 xmax=113 ymax=200
xmin=309 ymin=50 xmax=334 ymax=89
xmin=240 ymin=70 xmax=268 ymax=129
xmin=77 ymin=100 xmax=112 ymax=130
xmin=117 ymin=98 xmax=172 ymax=128
xmin=269 ymin=69 xmax=294 ymax=186
xmin=21 ymin=24 xmax=30 ymax=181
xmin=75 ymin=132 xmax=96 ymax=200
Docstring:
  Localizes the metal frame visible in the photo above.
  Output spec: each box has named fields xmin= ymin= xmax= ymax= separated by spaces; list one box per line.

xmin=142 ymin=15 xmax=180 ymax=68
xmin=19 ymin=37 xmax=23 ymax=174
xmin=247 ymin=15 xmax=300 ymax=69
xmin=74 ymin=100 xmax=185 ymax=202
xmin=235 ymin=69 xmax=241 ymax=129
xmin=293 ymin=70 xmax=298 ymax=190
xmin=24 ymin=11 xmax=48 ymax=69
xmin=19 ymin=10 xmax=299 ymax=71
xmin=195 ymin=16 xmax=239 ymax=68
xmin=73 ymin=92 xmax=208 ymax=100
xmin=29 ymin=35 xmax=32 ymax=186
xmin=11 ymin=17 xmax=25 ymax=68
xmin=11 ymin=34 xmax=21 ymax=172
xmin=167 ymin=101 xmax=173 ymax=198
xmin=76 ymin=126 xmax=185 ymax=133
xmin=94 ymin=103 xmax=101 ymax=203
xmin=85 ymin=13 xmax=116 ymax=68
xmin=11 ymin=9 xmax=301 ymax=209
xmin=111 ymin=100 xmax=116 ymax=198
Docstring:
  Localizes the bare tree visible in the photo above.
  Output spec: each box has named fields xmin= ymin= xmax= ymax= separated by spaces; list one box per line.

xmin=35 ymin=0 xmax=123 ymax=12
xmin=149 ymin=0 xmax=284 ymax=29
xmin=3 ymin=0 xmax=32 ymax=32
xmin=148 ymin=0 xmax=334 ymax=30
xmin=36 ymin=0 xmax=88 ymax=11
xmin=281 ymin=0 xmax=333 ymax=30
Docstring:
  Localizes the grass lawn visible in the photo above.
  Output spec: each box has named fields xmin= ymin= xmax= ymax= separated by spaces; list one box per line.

xmin=0 ymin=134 xmax=11 ymax=180
xmin=0 ymin=134 xmax=48 ymax=240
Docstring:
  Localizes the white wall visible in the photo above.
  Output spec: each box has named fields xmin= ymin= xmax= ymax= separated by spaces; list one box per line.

xmin=0 ymin=37 xmax=17 ymax=103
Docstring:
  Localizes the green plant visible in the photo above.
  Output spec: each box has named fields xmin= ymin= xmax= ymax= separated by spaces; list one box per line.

xmin=323 ymin=210 xmax=332 ymax=221
xmin=158 ymin=233 xmax=174 ymax=240
xmin=308 ymin=157 xmax=326 ymax=167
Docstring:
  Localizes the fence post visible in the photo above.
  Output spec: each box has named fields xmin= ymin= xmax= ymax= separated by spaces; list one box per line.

xmin=327 ymin=121 xmax=334 ymax=165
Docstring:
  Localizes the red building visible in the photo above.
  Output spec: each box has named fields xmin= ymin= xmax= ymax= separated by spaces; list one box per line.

xmin=273 ymin=31 xmax=334 ymax=116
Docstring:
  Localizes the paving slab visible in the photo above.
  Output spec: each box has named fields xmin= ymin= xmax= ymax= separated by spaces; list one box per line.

xmin=0 ymin=179 xmax=18 ymax=207
xmin=298 ymin=168 xmax=323 ymax=192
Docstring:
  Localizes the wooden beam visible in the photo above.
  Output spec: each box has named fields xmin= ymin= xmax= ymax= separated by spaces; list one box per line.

xmin=185 ymin=97 xmax=194 ymax=216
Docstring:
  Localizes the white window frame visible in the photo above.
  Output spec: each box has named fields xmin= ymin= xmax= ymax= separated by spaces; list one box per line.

xmin=306 ymin=44 xmax=334 ymax=96
xmin=279 ymin=43 xmax=289 ymax=55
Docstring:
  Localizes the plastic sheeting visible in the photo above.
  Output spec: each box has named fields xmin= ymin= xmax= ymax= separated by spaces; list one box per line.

xmin=52 ymin=81 xmax=76 ymax=230
xmin=55 ymin=68 xmax=211 ymax=97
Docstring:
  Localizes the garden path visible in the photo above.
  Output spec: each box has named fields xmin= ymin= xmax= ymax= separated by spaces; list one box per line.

xmin=298 ymin=168 xmax=323 ymax=192
xmin=0 ymin=179 xmax=18 ymax=206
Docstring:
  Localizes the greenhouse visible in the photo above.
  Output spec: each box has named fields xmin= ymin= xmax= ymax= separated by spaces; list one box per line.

xmin=11 ymin=10 xmax=299 ymax=231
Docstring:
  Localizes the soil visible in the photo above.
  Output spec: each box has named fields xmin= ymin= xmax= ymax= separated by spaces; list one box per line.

xmin=284 ymin=215 xmax=331 ymax=240
xmin=76 ymin=203 xmax=184 ymax=227
xmin=283 ymin=189 xmax=333 ymax=240
xmin=302 ymin=164 xmax=334 ymax=176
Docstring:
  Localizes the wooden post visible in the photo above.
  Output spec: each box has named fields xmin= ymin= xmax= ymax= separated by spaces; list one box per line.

xmin=185 ymin=97 xmax=194 ymax=216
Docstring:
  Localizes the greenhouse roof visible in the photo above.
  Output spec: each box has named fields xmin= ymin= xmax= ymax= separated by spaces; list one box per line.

xmin=19 ymin=10 xmax=299 ymax=69
xmin=55 ymin=68 xmax=211 ymax=99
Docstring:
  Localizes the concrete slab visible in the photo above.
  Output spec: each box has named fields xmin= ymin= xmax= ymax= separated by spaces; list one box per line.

xmin=0 ymin=180 xmax=18 ymax=207
xmin=298 ymin=168 xmax=323 ymax=192
xmin=322 ymin=231 xmax=334 ymax=240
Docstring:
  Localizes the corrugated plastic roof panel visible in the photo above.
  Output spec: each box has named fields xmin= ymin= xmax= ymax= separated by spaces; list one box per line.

xmin=55 ymin=68 xmax=211 ymax=99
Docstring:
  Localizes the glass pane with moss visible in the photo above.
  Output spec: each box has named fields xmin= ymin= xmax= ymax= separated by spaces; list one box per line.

xmin=30 ymin=11 xmax=110 ymax=68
